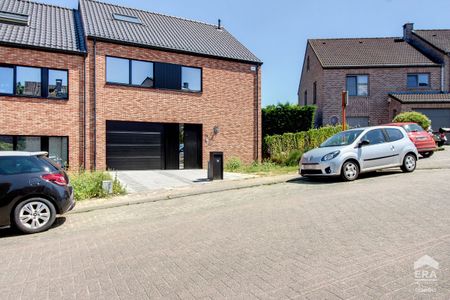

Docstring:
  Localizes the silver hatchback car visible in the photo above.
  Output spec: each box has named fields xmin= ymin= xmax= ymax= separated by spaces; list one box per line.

xmin=300 ymin=126 xmax=419 ymax=181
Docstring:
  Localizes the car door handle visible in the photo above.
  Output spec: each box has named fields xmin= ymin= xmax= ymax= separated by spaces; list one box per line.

xmin=391 ymin=145 xmax=395 ymax=151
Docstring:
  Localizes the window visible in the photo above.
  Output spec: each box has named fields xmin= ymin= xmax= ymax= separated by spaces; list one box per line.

xmin=385 ymin=128 xmax=404 ymax=142
xmin=48 ymin=69 xmax=68 ymax=98
xmin=16 ymin=66 xmax=41 ymax=96
xmin=113 ymin=13 xmax=141 ymax=24
xmin=132 ymin=60 xmax=153 ymax=87
xmin=0 ymin=66 xmax=13 ymax=94
xmin=0 ymin=156 xmax=48 ymax=175
xmin=181 ymin=67 xmax=201 ymax=92
xmin=106 ymin=57 xmax=130 ymax=84
xmin=407 ymin=73 xmax=429 ymax=88
xmin=307 ymin=56 xmax=310 ymax=71
xmin=361 ymin=129 xmax=386 ymax=145
xmin=313 ymin=81 xmax=317 ymax=104
xmin=0 ymin=11 xmax=29 ymax=26
xmin=106 ymin=56 xmax=202 ymax=93
xmin=346 ymin=75 xmax=368 ymax=96
xmin=304 ymin=90 xmax=307 ymax=106
xmin=0 ymin=136 xmax=69 ymax=167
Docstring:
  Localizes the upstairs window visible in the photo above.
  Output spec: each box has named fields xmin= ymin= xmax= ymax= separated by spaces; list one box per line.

xmin=407 ymin=73 xmax=429 ymax=88
xmin=313 ymin=81 xmax=317 ymax=104
xmin=181 ymin=67 xmax=201 ymax=92
xmin=0 ymin=11 xmax=29 ymax=26
xmin=48 ymin=69 xmax=68 ymax=99
xmin=346 ymin=75 xmax=368 ymax=96
xmin=113 ymin=13 xmax=141 ymax=24
xmin=304 ymin=90 xmax=307 ymax=106
xmin=131 ymin=60 xmax=154 ymax=87
xmin=0 ymin=67 xmax=14 ymax=94
xmin=106 ymin=57 xmax=130 ymax=84
xmin=16 ymin=66 xmax=41 ymax=97
xmin=306 ymin=56 xmax=310 ymax=71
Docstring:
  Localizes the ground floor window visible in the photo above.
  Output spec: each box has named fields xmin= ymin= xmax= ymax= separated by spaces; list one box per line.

xmin=0 ymin=135 xmax=68 ymax=167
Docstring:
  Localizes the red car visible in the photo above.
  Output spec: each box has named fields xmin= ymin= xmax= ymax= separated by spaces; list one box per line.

xmin=386 ymin=122 xmax=437 ymax=157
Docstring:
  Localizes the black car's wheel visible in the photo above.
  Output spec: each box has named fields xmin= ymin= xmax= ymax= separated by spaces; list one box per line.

xmin=420 ymin=152 xmax=433 ymax=158
xmin=401 ymin=153 xmax=417 ymax=173
xmin=13 ymin=198 xmax=56 ymax=234
xmin=341 ymin=160 xmax=359 ymax=181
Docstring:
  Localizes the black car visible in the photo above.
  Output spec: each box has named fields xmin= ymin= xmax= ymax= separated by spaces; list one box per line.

xmin=0 ymin=152 xmax=75 ymax=234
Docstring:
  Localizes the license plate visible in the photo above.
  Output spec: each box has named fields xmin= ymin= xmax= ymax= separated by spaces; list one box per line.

xmin=302 ymin=164 xmax=321 ymax=170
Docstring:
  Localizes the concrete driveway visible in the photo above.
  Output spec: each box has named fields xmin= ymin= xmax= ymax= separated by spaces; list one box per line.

xmin=111 ymin=169 xmax=255 ymax=193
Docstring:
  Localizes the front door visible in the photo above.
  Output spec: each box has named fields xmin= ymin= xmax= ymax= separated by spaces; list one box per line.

xmin=184 ymin=124 xmax=202 ymax=169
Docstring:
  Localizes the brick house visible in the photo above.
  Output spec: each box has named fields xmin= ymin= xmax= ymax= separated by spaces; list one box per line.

xmin=0 ymin=0 xmax=262 ymax=170
xmin=298 ymin=24 xmax=450 ymax=131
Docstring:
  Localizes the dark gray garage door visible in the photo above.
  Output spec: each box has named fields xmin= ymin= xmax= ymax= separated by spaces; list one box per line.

xmin=414 ymin=109 xmax=450 ymax=129
xmin=106 ymin=121 xmax=163 ymax=170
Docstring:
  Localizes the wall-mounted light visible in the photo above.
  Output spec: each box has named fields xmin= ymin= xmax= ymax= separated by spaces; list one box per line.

xmin=213 ymin=126 xmax=220 ymax=135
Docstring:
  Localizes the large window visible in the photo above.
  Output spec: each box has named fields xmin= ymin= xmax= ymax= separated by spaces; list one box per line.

xmin=106 ymin=56 xmax=201 ymax=92
xmin=407 ymin=73 xmax=429 ymax=88
xmin=0 ymin=65 xmax=68 ymax=99
xmin=346 ymin=75 xmax=368 ymax=96
xmin=0 ymin=67 xmax=13 ymax=94
xmin=0 ymin=135 xmax=68 ymax=167
xmin=181 ymin=67 xmax=201 ymax=92
xmin=48 ymin=69 xmax=68 ymax=98
xmin=16 ymin=66 xmax=41 ymax=96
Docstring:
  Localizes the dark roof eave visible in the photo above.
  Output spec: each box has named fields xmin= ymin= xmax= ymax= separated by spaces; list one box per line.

xmin=389 ymin=94 xmax=450 ymax=104
xmin=323 ymin=63 xmax=440 ymax=69
xmin=0 ymin=41 xmax=86 ymax=56
xmin=87 ymin=36 xmax=263 ymax=65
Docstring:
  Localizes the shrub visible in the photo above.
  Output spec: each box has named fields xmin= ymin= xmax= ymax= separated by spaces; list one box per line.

xmin=69 ymin=171 xmax=126 ymax=201
xmin=262 ymin=103 xmax=316 ymax=136
xmin=264 ymin=125 xmax=342 ymax=164
xmin=225 ymin=157 xmax=242 ymax=172
xmin=393 ymin=111 xmax=431 ymax=130
xmin=284 ymin=150 xmax=303 ymax=166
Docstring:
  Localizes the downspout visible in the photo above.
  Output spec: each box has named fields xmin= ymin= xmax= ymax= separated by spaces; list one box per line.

xmin=441 ymin=64 xmax=445 ymax=92
xmin=93 ymin=38 xmax=97 ymax=170
xmin=255 ymin=65 xmax=259 ymax=161
xmin=83 ymin=53 xmax=87 ymax=170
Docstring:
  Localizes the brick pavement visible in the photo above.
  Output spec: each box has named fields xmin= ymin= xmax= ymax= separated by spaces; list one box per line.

xmin=0 ymin=168 xmax=449 ymax=299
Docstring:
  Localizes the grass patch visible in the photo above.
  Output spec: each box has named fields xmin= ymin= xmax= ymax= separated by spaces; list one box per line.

xmin=69 ymin=171 xmax=126 ymax=201
xmin=225 ymin=160 xmax=298 ymax=176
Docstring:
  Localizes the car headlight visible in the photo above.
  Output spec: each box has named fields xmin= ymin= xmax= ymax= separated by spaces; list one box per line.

xmin=321 ymin=150 xmax=340 ymax=161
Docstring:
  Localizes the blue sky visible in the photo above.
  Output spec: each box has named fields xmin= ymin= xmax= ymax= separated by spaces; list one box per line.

xmin=37 ymin=0 xmax=450 ymax=106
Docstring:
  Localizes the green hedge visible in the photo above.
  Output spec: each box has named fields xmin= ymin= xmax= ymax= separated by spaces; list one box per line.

xmin=262 ymin=103 xmax=316 ymax=136
xmin=393 ymin=111 xmax=431 ymax=130
xmin=264 ymin=126 xmax=342 ymax=165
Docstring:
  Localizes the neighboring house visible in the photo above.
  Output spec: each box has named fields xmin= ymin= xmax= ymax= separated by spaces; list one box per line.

xmin=0 ymin=0 xmax=262 ymax=170
xmin=298 ymin=23 xmax=450 ymax=130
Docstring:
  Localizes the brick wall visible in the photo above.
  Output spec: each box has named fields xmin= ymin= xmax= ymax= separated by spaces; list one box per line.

xmin=321 ymin=66 xmax=442 ymax=125
xmin=86 ymin=41 xmax=261 ymax=170
xmin=0 ymin=46 xmax=85 ymax=169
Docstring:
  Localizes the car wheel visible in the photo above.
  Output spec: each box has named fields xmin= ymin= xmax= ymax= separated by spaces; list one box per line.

xmin=401 ymin=153 xmax=417 ymax=173
xmin=341 ymin=160 xmax=359 ymax=181
xmin=420 ymin=152 xmax=433 ymax=158
xmin=13 ymin=198 xmax=56 ymax=234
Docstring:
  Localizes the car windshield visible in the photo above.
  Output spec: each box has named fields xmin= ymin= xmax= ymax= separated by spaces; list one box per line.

xmin=320 ymin=129 xmax=364 ymax=147
xmin=402 ymin=124 xmax=425 ymax=133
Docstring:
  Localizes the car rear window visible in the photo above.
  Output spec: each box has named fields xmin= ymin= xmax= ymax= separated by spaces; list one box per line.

xmin=386 ymin=128 xmax=404 ymax=142
xmin=403 ymin=124 xmax=425 ymax=133
xmin=0 ymin=156 xmax=56 ymax=175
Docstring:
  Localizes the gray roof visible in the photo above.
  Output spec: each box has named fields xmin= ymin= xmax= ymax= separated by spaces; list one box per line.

xmin=309 ymin=38 xmax=438 ymax=68
xmin=414 ymin=30 xmax=450 ymax=53
xmin=0 ymin=0 xmax=85 ymax=53
xmin=79 ymin=0 xmax=261 ymax=64
xmin=389 ymin=93 xmax=450 ymax=103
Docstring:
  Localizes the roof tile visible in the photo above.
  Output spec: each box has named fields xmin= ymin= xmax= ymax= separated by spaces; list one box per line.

xmin=414 ymin=30 xmax=450 ymax=53
xmin=389 ymin=93 xmax=450 ymax=103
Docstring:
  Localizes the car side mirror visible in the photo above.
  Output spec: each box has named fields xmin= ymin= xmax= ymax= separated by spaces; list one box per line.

xmin=358 ymin=140 xmax=370 ymax=147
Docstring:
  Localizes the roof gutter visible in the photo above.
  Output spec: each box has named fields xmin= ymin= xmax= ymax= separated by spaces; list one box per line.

xmin=86 ymin=36 xmax=263 ymax=66
xmin=0 ymin=41 xmax=86 ymax=56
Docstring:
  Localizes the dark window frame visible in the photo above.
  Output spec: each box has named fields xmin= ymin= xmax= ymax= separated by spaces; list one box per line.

xmin=0 ymin=63 xmax=69 ymax=100
xmin=306 ymin=56 xmax=310 ymax=72
xmin=0 ymin=135 xmax=69 ymax=167
xmin=407 ymin=73 xmax=430 ymax=88
xmin=105 ymin=55 xmax=202 ymax=93
xmin=346 ymin=74 xmax=369 ymax=97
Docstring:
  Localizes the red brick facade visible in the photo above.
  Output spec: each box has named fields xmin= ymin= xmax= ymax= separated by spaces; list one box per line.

xmin=0 ymin=46 xmax=85 ymax=169
xmin=0 ymin=43 xmax=261 ymax=170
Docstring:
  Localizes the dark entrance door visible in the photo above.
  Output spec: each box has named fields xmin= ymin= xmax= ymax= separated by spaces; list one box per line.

xmin=106 ymin=121 xmax=163 ymax=170
xmin=184 ymin=124 xmax=202 ymax=169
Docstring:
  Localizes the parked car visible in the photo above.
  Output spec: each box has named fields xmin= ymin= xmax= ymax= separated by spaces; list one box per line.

xmin=300 ymin=126 xmax=418 ymax=181
xmin=0 ymin=152 xmax=75 ymax=234
xmin=385 ymin=122 xmax=437 ymax=157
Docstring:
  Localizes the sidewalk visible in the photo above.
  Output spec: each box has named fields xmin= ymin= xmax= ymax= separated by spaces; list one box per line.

xmin=69 ymin=173 xmax=300 ymax=214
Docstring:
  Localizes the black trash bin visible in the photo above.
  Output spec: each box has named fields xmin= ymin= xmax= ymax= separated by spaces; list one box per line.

xmin=208 ymin=152 xmax=224 ymax=180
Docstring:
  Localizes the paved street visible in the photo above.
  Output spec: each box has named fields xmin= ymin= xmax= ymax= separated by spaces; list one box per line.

xmin=1 ymin=167 xmax=450 ymax=299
